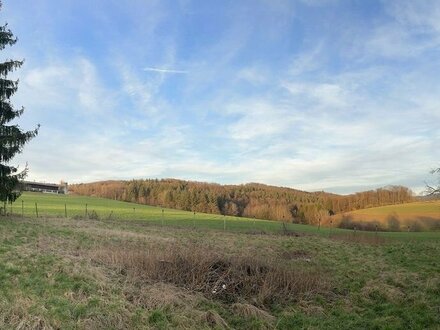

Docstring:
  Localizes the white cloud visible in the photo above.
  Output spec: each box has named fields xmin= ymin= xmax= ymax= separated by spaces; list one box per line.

xmin=222 ymin=100 xmax=297 ymax=141
xmin=20 ymin=58 xmax=116 ymax=115
xmin=351 ymin=1 xmax=440 ymax=60
xmin=365 ymin=24 xmax=438 ymax=58
xmin=77 ymin=59 xmax=115 ymax=113
xmin=283 ymin=82 xmax=349 ymax=108
xmin=6 ymin=0 xmax=440 ymax=195
xmin=236 ymin=67 xmax=266 ymax=85
xmin=288 ymin=43 xmax=325 ymax=76
xmin=385 ymin=0 xmax=440 ymax=33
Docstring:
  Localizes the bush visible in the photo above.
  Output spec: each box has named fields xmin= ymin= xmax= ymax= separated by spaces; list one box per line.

xmin=93 ymin=244 xmax=326 ymax=306
xmin=338 ymin=215 xmax=384 ymax=232
xmin=339 ymin=215 xmax=355 ymax=230
xmin=409 ymin=221 xmax=423 ymax=232
xmin=387 ymin=214 xmax=401 ymax=232
xmin=88 ymin=210 xmax=99 ymax=220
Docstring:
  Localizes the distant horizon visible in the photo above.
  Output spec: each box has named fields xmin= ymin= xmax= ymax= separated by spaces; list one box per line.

xmin=3 ymin=0 xmax=439 ymax=196
xmin=24 ymin=175 xmax=427 ymax=197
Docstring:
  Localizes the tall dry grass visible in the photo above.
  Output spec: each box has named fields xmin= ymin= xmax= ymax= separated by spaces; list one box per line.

xmin=92 ymin=244 xmax=326 ymax=306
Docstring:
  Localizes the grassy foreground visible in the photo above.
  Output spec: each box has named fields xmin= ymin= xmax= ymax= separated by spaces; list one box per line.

xmin=0 ymin=193 xmax=439 ymax=329
xmin=0 ymin=214 xmax=439 ymax=329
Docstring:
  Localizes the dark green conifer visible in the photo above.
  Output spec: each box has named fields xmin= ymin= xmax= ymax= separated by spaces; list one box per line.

xmin=0 ymin=2 xmax=39 ymax=213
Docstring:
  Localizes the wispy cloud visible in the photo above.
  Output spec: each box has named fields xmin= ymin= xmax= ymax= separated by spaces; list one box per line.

xmin=143 ymin=67 xmax=188 ymax=74
xmin=4 ymin=0 xmax=440 ymax=194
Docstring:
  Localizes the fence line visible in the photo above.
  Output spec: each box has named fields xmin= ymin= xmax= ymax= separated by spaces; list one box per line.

xmin=10 ymin=200 xmax=402 ymax=236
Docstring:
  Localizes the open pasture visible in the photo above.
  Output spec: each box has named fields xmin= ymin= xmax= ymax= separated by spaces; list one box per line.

xmin=349 ymin=201 xmax=440 ymax=220
xmin=0 ymin=211 xmax=439 ymax=329
xmin=0 ymin=193 xmax=439 ymax=328
xmin=9 ymin=192 xmax=440 ymax=238
xmin=334 ymin=201 xmax=440 ymax=232
xmin=11 ymin=192 xmax=325 ymax=234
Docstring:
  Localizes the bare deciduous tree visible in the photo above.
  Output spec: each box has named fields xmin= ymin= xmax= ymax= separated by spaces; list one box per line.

xmin=425 ymin=168 xmax=440 ymax=196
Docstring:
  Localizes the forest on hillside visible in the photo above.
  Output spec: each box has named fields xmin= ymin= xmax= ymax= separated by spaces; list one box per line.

xmin=70 ymin=179 xmax=414 ymax=224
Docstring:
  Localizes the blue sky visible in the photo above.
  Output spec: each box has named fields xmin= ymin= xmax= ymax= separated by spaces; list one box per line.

xmin=2 ymin=0 xmax=439 ymax=194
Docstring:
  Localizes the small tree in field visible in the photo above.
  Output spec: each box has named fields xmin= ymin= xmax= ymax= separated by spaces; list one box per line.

xmin=0 ymin=2 xmax=39 ymax=213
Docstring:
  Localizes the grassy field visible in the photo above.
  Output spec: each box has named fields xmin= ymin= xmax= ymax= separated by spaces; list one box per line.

xmin=0 ymin=211 xmax=439 ymax=329
xmin=330 ymin=201 xmax=440 ymax=232
xmin=10 ymin=192 xmax=336 ymax=235
xmin=7 ymin=192 xmax=440 ymax=239
xmin=348 ymin=201 xmax=440 ymax=220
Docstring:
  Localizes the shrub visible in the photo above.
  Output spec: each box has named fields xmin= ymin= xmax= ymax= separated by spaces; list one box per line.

xmin=387 ymin=213 xmax=401 ymax=232
xmin=92 ymin=244 xmax=326 ymax=306
xmin=88 ymin=210 xmax=99 ymax=220
xmin=338 ymin=215 xmax=384 ymax=232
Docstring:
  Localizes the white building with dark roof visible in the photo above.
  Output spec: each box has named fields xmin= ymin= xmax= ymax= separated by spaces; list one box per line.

xmin=22 ymin=181 xmax=68 ymax=194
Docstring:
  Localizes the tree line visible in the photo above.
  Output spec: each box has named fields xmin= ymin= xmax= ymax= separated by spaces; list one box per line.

xmin=70 ymin=179 xmax=414 ymax=224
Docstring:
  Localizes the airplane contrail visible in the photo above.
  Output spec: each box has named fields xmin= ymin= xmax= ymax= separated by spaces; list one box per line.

xmin=143 ymin=67 xmax=188 ymax=74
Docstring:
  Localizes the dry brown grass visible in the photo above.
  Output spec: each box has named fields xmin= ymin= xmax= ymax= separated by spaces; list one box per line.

xmin=204 ymin=310 xmax=229 ymax=329
xmin=0 ymin=297 xmax=53 ymax=330
xmin=232 ymin=303 xmax=275 ymax=323
xmin=123 ymin=282 xmax=201 ymax=310
xmin=361 ymin=281 xmax=406 ymax=304
xmin=280 ymin=249 xmax=312 ymax=261
xmin=92 ymin=243 xmax=326 ymax=306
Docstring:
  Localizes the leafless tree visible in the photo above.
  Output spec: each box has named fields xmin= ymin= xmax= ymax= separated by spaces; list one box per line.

xmin=425 ymin=168 xmax=440 ymax=196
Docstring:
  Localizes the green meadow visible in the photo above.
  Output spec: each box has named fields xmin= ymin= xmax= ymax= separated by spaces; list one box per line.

xmin=10 ymin=192 xmax=440 ymax=239
xmin=349 ymin=201 xmax=440 ymax=220
xmin=0 ymin=192 xmax=438 ymax=329
xmin=11 ymin=192 xmax=337 ymax=235
xmin=0 ymin=207 xmax=439 ymax=328
xmin=337 ymin=200 xmax=440 ymax=232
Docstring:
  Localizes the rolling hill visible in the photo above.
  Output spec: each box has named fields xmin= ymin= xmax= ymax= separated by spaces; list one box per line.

xmin=330 ymin=201 xmax=440 ymax=231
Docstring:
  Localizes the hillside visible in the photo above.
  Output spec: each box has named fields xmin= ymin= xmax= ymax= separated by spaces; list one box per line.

xmin=331 ymin=201 xmax=440 ymax=231
xmin=11 ymin=192 xmax=326 ymax=234
xmin=70 ymin=179 xmax=414 ymax=224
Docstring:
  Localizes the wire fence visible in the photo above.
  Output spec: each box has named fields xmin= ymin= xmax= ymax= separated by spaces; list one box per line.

xmin=4 ymin=200 xmax=349 ymax=236
xmin=2 ymin=198 xmax=436 ymax=241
